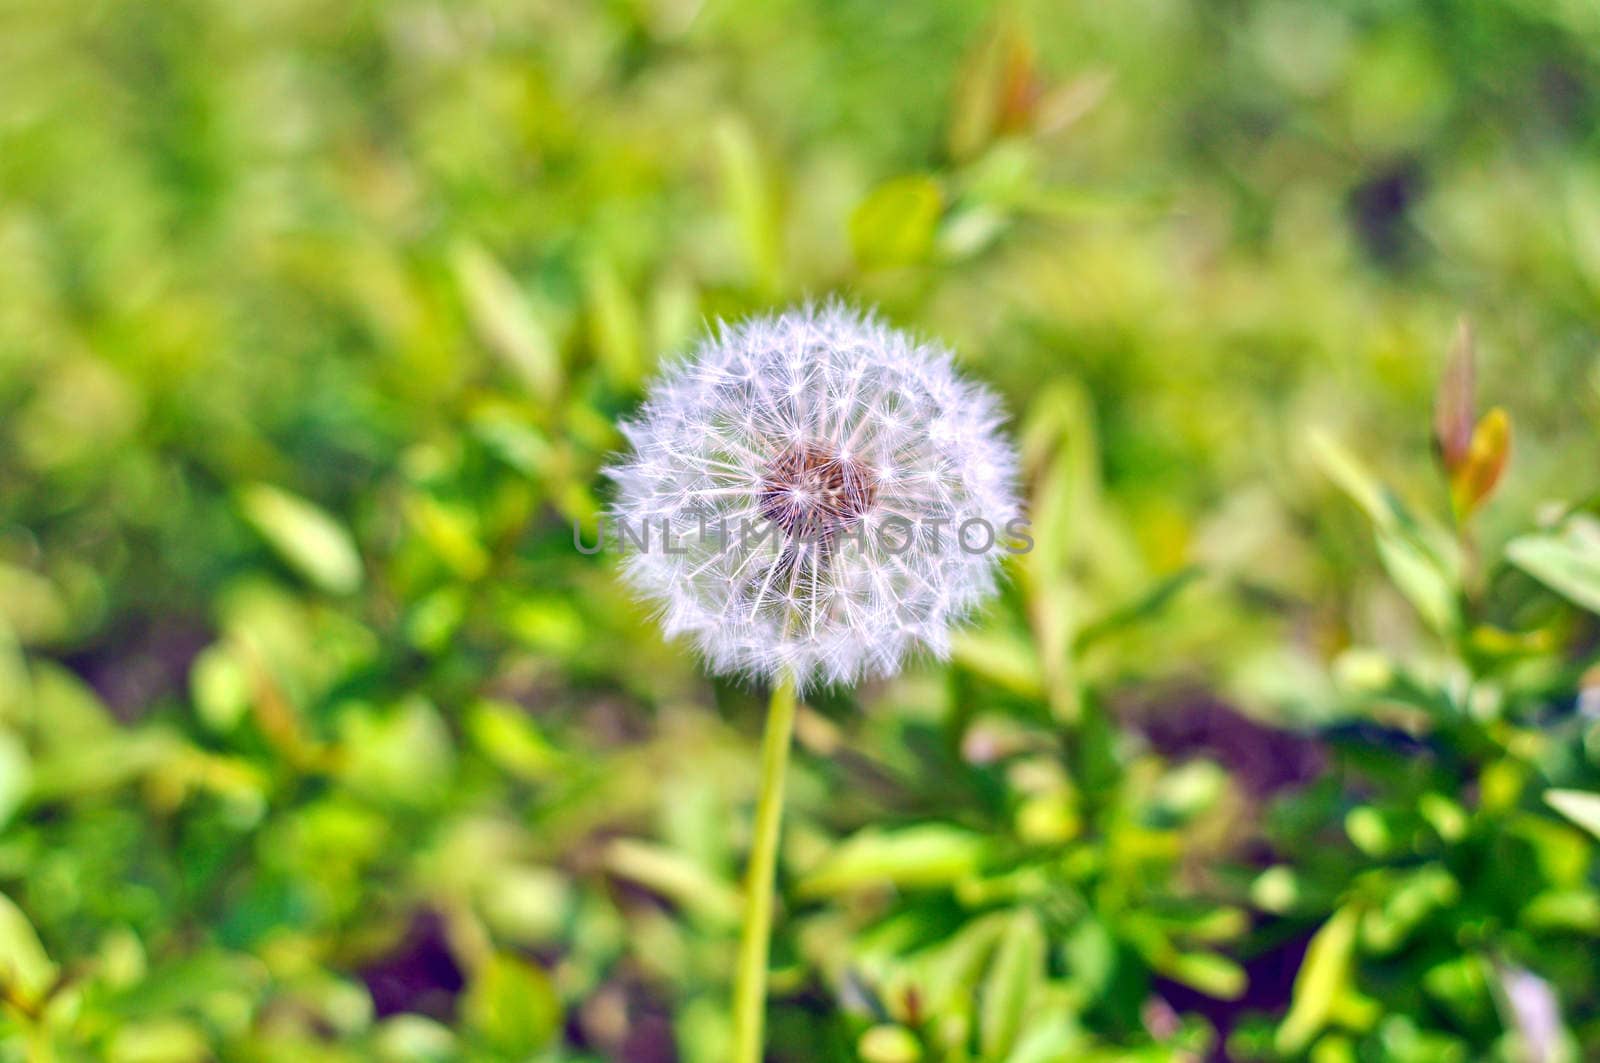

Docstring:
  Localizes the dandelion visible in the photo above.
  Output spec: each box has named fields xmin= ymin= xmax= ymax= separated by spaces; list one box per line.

xmin=606 ymin=302 xmax=1019 ymax=1063
xmin=609 ymin=302 xmax=1019 ymax=689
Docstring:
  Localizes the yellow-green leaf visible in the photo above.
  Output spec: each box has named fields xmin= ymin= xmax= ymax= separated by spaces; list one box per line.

xmin=859 ymin=1024 xmax=922 ymax=1063
xmin=980 ymin=908 xmax=1044 ymax=1061
xmin=714 ymin=118 xmax=782 ymax=296
xmin=1277 ymin=904 xmax=1360 ymax=1055
xmin=795 ymin=824 xmax=986 ymax=898
xmin=462 ymin=953 xmax=560 ymax=1057
xmin=452 ymin=241 xmax=562 ymax=397
xmin=1546 ymin=789 xmax=1600 ymax=841
xmin=239 ymin=484 xmax=363 ymax=594
xmin=1375 ymin=528 xmax=1459 ymax=635
xmin=581 ymin=253 xmax=645 ymax=391
xmin=1507 ymin=527 xmax=1600 ymax=615
xmin=851 ymin=176 xmax=943 ymax=269
xmin=0 ymin=891 xmax=56 ymax=1003
xmin=1156 ymin=950 xmax=1248 ymax=1001
xmin=604 ymin=838 xmax=741 ymax=927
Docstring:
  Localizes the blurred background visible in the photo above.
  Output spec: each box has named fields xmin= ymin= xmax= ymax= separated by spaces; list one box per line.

xmin=2 ymin=0 xmax=1600 ymax=1060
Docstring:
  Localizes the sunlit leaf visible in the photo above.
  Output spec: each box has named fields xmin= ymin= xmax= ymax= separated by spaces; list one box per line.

xmin=106 ymin=1018 xmax=211 ymax=1063
xmin=0 ymin=892 xmax=55 ymax=1003
xmin=189 ymin=643 xmax=251 ymax=733
xmin=604 ymin=838 xmax=742 ymax=926
xmin=1375 ymin=529 xmax=1459 ymax=634
xmin=0 ymin=564 xmax=69 ymax=645
xmin=1155 ymin=950 xmax=1247 ymax=1001
xmin=951 ymin=628 xmax=1044 ymax=698
xmin=714 ymin=117 xmax=783 ymax=295
xmin=452 ymin=241 xmax=562 ymax=397
xmin=1507 ymin=527 xmax=1600 ymax=614
xmin=1310 ymin=430 xmax=1394 ymax=532
xmin=859 ymin=1024 xmax=922 ymax=1063
xmin=581 ymin=253 xmax=645 ymax=390
xmin=0 ymin=732 xmax=29 ymax=830
xmin=462 ymin=953 xmax=560 ymax=1057
xmin=795 ymin=824 xmax=987 ymax=898
xmin=0 ymin=618 xmax=27 ymax=726
xmin=336 ymin=699 xmax=455 ymax=807
xmin=1277 ymin=904 xmax=1359 ymax=1055
xmin=466 ymin=700 xmax=561 ymax=783
xmin=238 ymin=484 xmax=363 ymax=595
xmin=403 ymin=493 xmax=490 ymax=581
xmin=851 ymin=176 xmax=943 ymax=269
xmin=923 ymin=911 xmax=1009 ymax=1018
xmin=979 ymin=909 xmax=1043 ymax=1061
xmin=1545 ymin=789 xmax=1600 ymax=841
xmin=373 ymin=1014 xmax=457 ymax=1062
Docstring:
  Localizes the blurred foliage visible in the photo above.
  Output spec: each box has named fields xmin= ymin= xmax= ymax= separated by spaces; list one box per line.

xmin=2 ymin=0 xmax=1600 ymax=1060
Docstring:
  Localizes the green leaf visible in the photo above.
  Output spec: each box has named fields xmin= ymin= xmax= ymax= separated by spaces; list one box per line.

xmin=1062 ymin=917 xmax=1116 ymax=1000
xmin=859 ymin=1024 xmax=922 ymax=1063
xmin=980 ymin=909 xmax=1044 ymax=1061
xmin=1363 ymin=864 xmax=1459 ymax=953
xmin=337 ymin=699 xmax=455 ymax=806
xmin=1310 ymin=430 xmax=1394 ymax=532
xmin=1311 ymin=431 xmax=1461 ymax=633
xmin=1074 ymin=566 xmax=1204 ymax=652
xmin=0 ymin=563 xmax=69 ymax=644
xmin=1375 ymin=529 xmax=1459 ymax=634
xmin=603 ymin=838 xmax=742 ymax=927
xmin=238 ymin=484 xmax=363 ymax=594
xmin=374 ymin=1014 xmax=457 ymax=1062
xmin=950 ymin=629 xmax=1044 ymax=698
xmin=713 ymin=117 xmax=782 ymax=296
xmin=30 ymin=661 xmax=116 ymax=750
xmin=922 ymin=911 xmax=1010 ymax=1018
xmin=0 ymin=891 xmax=56 ymax=1003
xmin=1545 ymin=789 xmax=1600 ymax=841
xmin=0 ymin=732 xmax=29 ymax=830
xmin=1005 ymin=1015 xmax=1085 ymax=1063
xmin=466 ymin=700 xmax=560 ymax=783
xmin=189 ymin=643 xmax=251 ymax=733
xmin=851 ymin=175 xmax=943 ymax=269
xmin=1155 ymin=951 xmax=1247 ymax=1001
xmin=106 ymin=1019 xmax=211 ymax=1063
xmin=403 ymin=493 xmax=489 ymax=581
xmin=27 ymin=729 xmax=183 ymax=803
xmin=1277 ymin=904 xmax=1360 ymax=1055
xmin=1252 ymin=867 xmax=1300 ymax=914
xmin=452 ymin=240 xmax=562 ymax=397
xmin=795 ymin=824 xmax=986 ymax=898
xmin=462 ymin=953 xmax=560 ymax=1058
xmin=0 ymin=617 xmax=27 ymax=726
xmin=582 ymin=253 xmax=646 ymax=391
xmin=1507 ymin=528 xmax=1600 ymax=615
xmin=478 ymin=866 xmax=573 ymax=947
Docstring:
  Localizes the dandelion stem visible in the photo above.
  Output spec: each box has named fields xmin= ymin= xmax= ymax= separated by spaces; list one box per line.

xmin=732 ymin=671 xmax=798 ymax=1063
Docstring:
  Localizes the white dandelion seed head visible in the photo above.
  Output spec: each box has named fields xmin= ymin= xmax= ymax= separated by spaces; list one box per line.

xmin=607 ymin=303 xmax=1020 ymax=689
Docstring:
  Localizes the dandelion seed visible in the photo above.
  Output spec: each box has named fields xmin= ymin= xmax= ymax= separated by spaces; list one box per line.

xmin=608 ymin=303 xmax=1019 ymax=689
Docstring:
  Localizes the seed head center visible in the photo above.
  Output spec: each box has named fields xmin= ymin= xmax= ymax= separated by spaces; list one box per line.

xmin=758 ymin=442 xmax=877 ymax=542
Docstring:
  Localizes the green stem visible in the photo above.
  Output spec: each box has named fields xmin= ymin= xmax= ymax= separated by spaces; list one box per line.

xmin=732 ymin=671 xmax=799 ymax=1063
